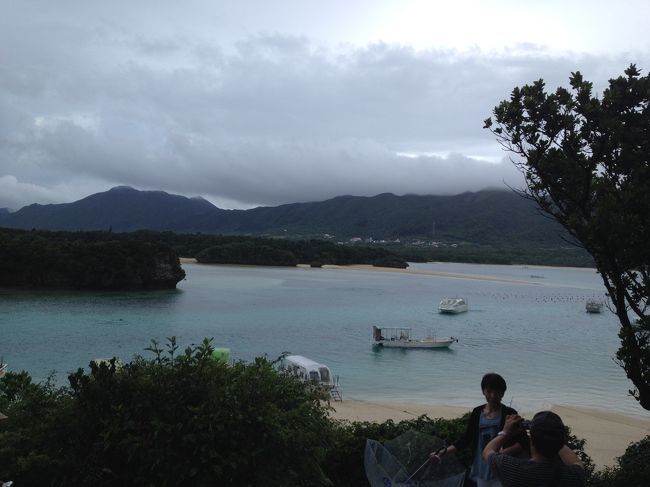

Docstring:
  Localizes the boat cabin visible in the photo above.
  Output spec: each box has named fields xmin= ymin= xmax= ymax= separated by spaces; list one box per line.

xmin=280 ymin=355 xmax=342 ymax=400
xmin=373 ymin=326 xmax=412 ymax=342
xmin=280 ymin=355 xmax=334 ymax=386
xmin=439 ymin=297 xmax=468 ymax=314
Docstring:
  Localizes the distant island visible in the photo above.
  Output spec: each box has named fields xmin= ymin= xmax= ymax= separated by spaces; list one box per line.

xmin=163 ymin=233 xmax=408 ymax=268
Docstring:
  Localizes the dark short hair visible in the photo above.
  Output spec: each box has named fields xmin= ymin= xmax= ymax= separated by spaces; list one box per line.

xmin=530 ymin=411 xmax=566 ymax=457
xmin=480 ymin=373 xmax=507 ymax=393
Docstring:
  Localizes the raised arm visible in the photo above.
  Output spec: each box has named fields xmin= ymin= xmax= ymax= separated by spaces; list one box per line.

xmin=558 ymin=445 xmax=584 ymax=468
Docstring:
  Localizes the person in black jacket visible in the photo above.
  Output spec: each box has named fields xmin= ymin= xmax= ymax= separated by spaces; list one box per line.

xmin=430 ymin=373 xmax=524 ymax=487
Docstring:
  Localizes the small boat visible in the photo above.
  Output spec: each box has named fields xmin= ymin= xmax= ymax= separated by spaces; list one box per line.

xmin=280 ymin=354 xmax=342 ymax=401
xmin=586 ymin=300 xmax=603 ymax=313
xmin=0 ymin=361 xmax=7 ymax=378
xmin=438 ymin=297 xmax=468 ymax=314
xmin=372 ymin=326 xmax=457 ymax=349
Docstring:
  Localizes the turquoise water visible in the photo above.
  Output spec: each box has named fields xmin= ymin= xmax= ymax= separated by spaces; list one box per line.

xmin=1 ymin=262 xmax=645 ymax=416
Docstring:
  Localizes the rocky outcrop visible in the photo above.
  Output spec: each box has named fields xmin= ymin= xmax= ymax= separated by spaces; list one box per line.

xmin=145 ymin=252 xmax=186 ymax=289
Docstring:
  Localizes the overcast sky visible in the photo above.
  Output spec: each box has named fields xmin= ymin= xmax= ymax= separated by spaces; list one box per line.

xmin=1 ymin=0 xmax=649 ymax=209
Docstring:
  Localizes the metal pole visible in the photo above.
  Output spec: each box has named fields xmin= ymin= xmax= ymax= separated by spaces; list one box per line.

xmin=403 ymin=458 xmax=430 ymax=484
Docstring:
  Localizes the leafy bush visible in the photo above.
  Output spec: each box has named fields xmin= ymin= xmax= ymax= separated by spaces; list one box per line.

xmin=0 ymin=339 xmax=333 ymax=486
xmin=590 ymin=436 xmax=650 ymax=487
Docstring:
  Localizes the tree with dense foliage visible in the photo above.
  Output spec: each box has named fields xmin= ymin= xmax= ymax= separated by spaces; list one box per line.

xmin=484 ymin=65 xmax=650 ymax=409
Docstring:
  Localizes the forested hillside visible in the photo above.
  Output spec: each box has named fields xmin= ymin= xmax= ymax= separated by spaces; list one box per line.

xmin=0 ymin=186 xmax=570 ymax=246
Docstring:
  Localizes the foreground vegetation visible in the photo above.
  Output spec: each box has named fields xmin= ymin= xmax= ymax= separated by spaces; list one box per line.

xmin=0 ymin=228 xmax=185 ymax=290
xmin=3 ymin=339 xmax=645 ymax=486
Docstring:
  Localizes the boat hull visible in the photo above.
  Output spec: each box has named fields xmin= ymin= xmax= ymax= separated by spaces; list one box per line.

xmin=585 ymin=301 xmax=603 ymax=313
xmin=438 ymin=305 xmax=468 ymax=314
xmin=374 ymin=339 xmax=455 ymax=349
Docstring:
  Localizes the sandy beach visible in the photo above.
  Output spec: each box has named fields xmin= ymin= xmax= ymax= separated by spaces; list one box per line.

xmin=184 ymin=257 xmax=572 ymax=286
xmin=328 ymin=399 xmax=650 ymax=469
xmin=320 ymin=264 xmax=540 ymax=285
xmin=182 ymin=259 xmax=538 ymax=285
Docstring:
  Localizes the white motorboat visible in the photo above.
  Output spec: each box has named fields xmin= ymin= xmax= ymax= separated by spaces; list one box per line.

xmin=586 ymin=300 xmax=603 ymax=313
xmin=372 ymin=326 xmax=457 ymax=349
xmin=438 ymin=297 xmax=468 ymax=314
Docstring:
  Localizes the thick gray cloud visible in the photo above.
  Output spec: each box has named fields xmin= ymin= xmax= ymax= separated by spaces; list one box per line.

xmin=1 ymin=1 xmax=649 ymax=209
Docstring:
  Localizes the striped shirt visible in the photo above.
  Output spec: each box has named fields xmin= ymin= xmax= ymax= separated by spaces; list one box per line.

xmin=488 ymin=452 xmax=585 ymax=486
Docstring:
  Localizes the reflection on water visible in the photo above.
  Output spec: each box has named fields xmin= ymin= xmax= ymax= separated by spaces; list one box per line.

xmin=1 ymin=262 xmax=644 ymax=416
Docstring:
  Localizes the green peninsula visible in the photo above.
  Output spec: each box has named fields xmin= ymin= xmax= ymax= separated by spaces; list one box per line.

xmin=0 ymin=228 xmax=185 ymax=290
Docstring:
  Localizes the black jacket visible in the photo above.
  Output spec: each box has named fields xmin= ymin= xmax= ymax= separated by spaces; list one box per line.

xmin=454 ymin=404 xmax=521 ymax=454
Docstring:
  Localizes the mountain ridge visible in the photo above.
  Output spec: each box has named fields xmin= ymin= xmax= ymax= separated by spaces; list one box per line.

xmin=0 ymin=186 xmax=571 ymax=248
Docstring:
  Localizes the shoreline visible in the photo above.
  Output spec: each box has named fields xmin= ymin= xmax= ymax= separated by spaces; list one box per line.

xmin=319 ymin=263 xmax=537 ymax=285
xmin=180 ymin=259 xmax=539 ymax=285
xmin=328 ymin=399 xmax=650 ymax=469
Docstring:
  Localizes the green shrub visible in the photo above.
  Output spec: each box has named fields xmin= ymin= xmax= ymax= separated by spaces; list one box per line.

xmin=0 ymin=339 xmax=333 ymax=486
xmin=590 ymin=436 xmax=650 ymax=487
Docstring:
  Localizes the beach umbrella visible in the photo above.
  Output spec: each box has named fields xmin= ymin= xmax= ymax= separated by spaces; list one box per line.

xmin=364 ymin=430 xmax=465 ymax=487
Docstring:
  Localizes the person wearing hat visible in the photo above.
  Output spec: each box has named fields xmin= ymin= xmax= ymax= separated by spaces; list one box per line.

xmin=482 ymin=411 xmax=585 ymax=486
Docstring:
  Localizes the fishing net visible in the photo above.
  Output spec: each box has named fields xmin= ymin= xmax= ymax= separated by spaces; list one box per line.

xmin=364 ymin=430 xmax=466 ymax=487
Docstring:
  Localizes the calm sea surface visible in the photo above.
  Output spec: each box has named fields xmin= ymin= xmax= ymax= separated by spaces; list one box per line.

xmin=1 ymin=262 xmax=645 ymax=416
